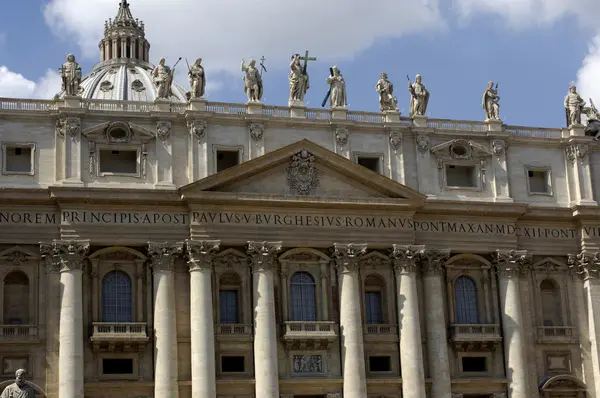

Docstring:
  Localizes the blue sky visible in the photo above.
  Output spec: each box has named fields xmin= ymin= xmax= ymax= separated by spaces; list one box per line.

xmin=1 ymin=0 xmax=599 ymax=129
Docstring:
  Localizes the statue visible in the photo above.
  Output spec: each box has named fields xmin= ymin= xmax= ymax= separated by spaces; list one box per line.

xmin=60 ymin=54 xmax=82 ymax=97
xmin=325 ymin=66 xmax=347 ymax=108
xmin=0 ymin=369 xmax=36 ymax=397
xmin=482 ymin=81 xmax=500 ymax=121
xmin=152 ymin=58 xmax=175 ymax=100
xmin=289 ymin=54 xmax=310 ymax=103
xmin=408 ymin=74 xmax=430 ymax=117
xmin=564 ymin=84 xmax=586 ymax=127
xmin=241 ymin=59 xmax=263 ymax=103
xmin=376 ymin=72 xmax=398 ymax=112
xmin=584 ymin=98 xmax=600 ymax=139
xmin=188 ymin=58 xmax=206 ymax=99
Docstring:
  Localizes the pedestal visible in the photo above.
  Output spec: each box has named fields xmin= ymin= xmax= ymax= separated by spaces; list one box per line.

xmin=289 ymin=100 xmax=306 ymax=118
xmin=63 ymin=95 xmax=81 ymax=108
xmin=331 ymin=107 xmax=348 ymax=121
xmin=154 ymin=99 xmax=172 ymax=112
xmin=247 ymin=101 xmax=264 ymax=116
xmin=569 ymin=124 xmax=586 ymax=137
xmin=188 ymin=98 xmax=207 ymax=112
xmin=384 ymin=110 xmax=401 ymax=123
xmin=486 ymin=119 xmax=503 ymax=132
xmin=412 ymin=115 xmax=428 ymax=128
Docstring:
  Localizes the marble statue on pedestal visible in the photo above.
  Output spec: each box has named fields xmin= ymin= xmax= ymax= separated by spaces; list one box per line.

xmin=60 ymin=54 xmax=82 ymax=96
xmin=0 ymin=369 xmax=35 ymax=398
xmin=241 ymin=59 xmax=263 ymax=102
xmin=482 ymin=81 xmax=500 ymax=121
xmin=325 ymin=66 xmax=347 ymax=108
xmin=188 ymin=58 xmax=206 ymax=99
xmin=376 ymin=72 xmax=398 ymax=112
xmin=564 ymin=84 xmax=586 ymax=127
xmin=289 ymin=54 xmax=309 ymax=103
xmin=152 ymin=58 xmax=175 ymax=100
xmin=408 ymin=74 xmax=429 ymax=117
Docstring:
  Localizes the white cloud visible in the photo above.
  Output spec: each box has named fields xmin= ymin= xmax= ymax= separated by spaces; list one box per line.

xmin=0 ymin=67 xmax=62 ymax=99
xmin=43 ymin=0 xmax=445 ymax=74
xmin=576 ymin=33 xmax=600 ymax=105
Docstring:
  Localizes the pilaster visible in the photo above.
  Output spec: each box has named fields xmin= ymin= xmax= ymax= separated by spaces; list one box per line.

xmin=56 ymin=116 xmax=83 ymax=186
xmin=564 ymin=141 xmax=597 ymax=206
xmin=155 ymin=121 xmax=175 ymax=188
xmin=332 ymin=243 xmax=367 ymax=398
xmin=187 ymin=118 xmax=208 ymax=181
xmin=333 ymin=126 xmax=350 ymax=159
xmin=249 ymin=122 xmax=265 ymax=159
xmin=491 ymin=139 xmax=512 ymax=201
xmin=388 ymin=130 xmax=405 ymax=184
xmin=414 ymin=133 xmax=434 ymax=195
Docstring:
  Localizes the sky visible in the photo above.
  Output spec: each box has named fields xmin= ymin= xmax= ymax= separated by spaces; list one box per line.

xmin=1 ymin=0 xmax=600 ymax=128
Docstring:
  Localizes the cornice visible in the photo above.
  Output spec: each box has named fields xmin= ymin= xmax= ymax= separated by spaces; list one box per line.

xmin=49 ymin=187 xmax=181 ymax=205
xmin=0 ymin=188 xmax=53 ymax=205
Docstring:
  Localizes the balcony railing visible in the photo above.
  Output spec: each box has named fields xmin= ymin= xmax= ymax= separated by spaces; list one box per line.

xmin=363 ymin=324 xmax=398 ymax=342
xmin=282 ymin=321 xmax=338 ymax=349
xmin=0 ymin=325 xmax=38 ymax=341
xmin=449 ymin=323 xmax=502 ymax=351
xmin=216 ymin=324 xmax=253 ymax=337
xmin=90 ymin=322 xmax=149 ymax=352
xmin=537 ymin=326 xmax=577 ymax=343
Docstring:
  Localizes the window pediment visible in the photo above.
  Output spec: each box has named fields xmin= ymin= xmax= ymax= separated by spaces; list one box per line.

xmin=430 ymin=139 xmax=493 ymax=160
xmin=0 ymin=246 xmax=37 ymax=266
xmin=83 ymin=121 xmax=155 ymax=144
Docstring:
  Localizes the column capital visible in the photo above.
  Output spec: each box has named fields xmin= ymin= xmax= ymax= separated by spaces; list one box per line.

xmin=185 ymin=240 xmax=220 ymax=272
xmin=568 ymin=251 xmax=600 ymax=280
xmin=421 ymin=248 xmax=451 ymax=275
xmin=247 ymin=241 xmax=282 ymax=272
xmin=40 ymin=240 xmax=90 ymax=272
xmin=332 ymin=243 xmax=367 ymax=274
xmin=494 ymin=249 xmax=530 ymax=278
xmin=390 ymin=244 xmax=424 ymax=275
xmin=147 ymin=241 xmax=184 ymax=272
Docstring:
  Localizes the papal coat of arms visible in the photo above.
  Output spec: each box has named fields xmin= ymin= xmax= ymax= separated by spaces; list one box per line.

xmin=286 ymin=150 xmax=320 ymax=195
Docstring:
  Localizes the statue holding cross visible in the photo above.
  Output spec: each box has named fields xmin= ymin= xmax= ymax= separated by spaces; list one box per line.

xmin=289 ymin=50 xmax=317 ymax=105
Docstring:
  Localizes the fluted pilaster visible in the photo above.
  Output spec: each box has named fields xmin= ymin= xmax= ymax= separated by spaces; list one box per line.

xmin=332 ymin=243 xmax=368 ymax=398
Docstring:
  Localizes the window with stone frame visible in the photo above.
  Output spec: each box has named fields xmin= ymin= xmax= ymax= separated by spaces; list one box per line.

xmin=364 ymin=275 xmax=385 ymax=324
xmin=540 ymin=279 xmax=563 ymax=326
xmin=218 ymin=272 xmax=242 ymax=324
xmin=101 ymin=271 xmax=133 ymax=323
xmin=290 ymin=271 xmax=317 ymax=322
xmin=454 ymin=275 xmax=479 ymax=324
xmin=3 ymin=271 xmax=30 ymax=325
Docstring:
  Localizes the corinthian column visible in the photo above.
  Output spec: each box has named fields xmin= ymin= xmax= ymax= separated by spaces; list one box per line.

xmin=421 ymin=248 xmax=452 ymax=398
xmin=148 ymin=242 xmax=184 ymax=398
xmin=390 ymin=245 xmax=426 ymax=398
xmin=568 ymin=252 xmax=600 ymax=398
xmin=186 ymin=240 xmax=220 ymax=398
xmin=495 ymin=250 xmax=530 ymax=398
xmin=248 ymin=241 xmax=283 ymax=398
xmin=40 ymin=240 xmax=90 ymax=398
xmin=332 ymin=243 xmax=368 ymax=398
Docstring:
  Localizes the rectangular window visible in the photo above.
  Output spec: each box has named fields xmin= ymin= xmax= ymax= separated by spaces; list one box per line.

xmin=102 ymin=358 xmax=133 ymax=375
xmin=365 ymin=291 xmax=383 ymax=324
xmin=99 ymin=149 xmax=138 ymax=175
xmin=216 ymin=150 xmax=240 ymax=172
xmin=221 ymin=356 xmax=245 ymax=373
xmin=461 ymin=356 xmax=487 ymax=372
xmin=368 ymin=356 xmax=391 ymax=372
xmin=219 ymin=290 xmax=239 ymax=324
xmin=446 ymin=164 xmax=477 ymax=188
xmin=527 ymin=168 xmax=552 ymax=195
xmin=357 ymin=156 xmax=381 ymax=173
xmin=2 ymin=144 xmax=34 ymax=175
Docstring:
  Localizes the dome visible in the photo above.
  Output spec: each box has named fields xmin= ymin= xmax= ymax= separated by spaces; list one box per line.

xmin=78 ymin=59 xmax=188 ymax=103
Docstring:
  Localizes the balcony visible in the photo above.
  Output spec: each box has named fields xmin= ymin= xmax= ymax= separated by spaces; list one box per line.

xmin=215 ymin=324 xmax=253 ymax=342
xmin=0 ymin=325 xmax=38 ymax=342
xmin=449 ymin=324 xmax=502 ymax=351
xmin=537 ymin=326 xmax=578 ymax=344
xmin=363 ymin=324 xmax=398 ymax=343
xmin=282 ymin=321 xmax=339 ymax=350
xmin=90 ymin=322 xmax=149 ymax=353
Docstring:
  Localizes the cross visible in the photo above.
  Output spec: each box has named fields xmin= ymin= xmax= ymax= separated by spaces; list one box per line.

xmin=299 ymin=50 xmax=317 ymax=73
xmin=259 ymin=56 xmax=267 ymax=77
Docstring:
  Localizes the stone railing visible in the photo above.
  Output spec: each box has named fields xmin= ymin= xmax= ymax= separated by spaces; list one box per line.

xmin=0 ymin=325 xmax=38 ymax=340
xmin=363 ymin=324 xmax=397 ymax=335
xmin=90 ymin=322 xmax=148 ymax=340
xmin=537 ymin=326 xmax=577 ymax=343
xmin=449 ymin=323 xmax=502 ymax=351
xmin=216 ymin=323 xmax=253 ymax=336
xmin=0 ymin=97 xmax=565 ymax=139
xmin=450 ymin=323 xmax=501 ymax=337
xmin=282 ymin=321 xmax=339 ymax=336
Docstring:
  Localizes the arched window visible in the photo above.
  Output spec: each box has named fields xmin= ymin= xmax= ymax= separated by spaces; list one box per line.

xmin=219 ymin=272 xmax=242 ymax=324
xmin=102 ymin=271 xmax=133 ymax=323
xmin=290 ymin=272 xmax=317 ymax=322
xmin=454 ymin=276 xmax=479 ymax=324
xmin=364 ymin=275 xmax=385 ymax=324
xmin=540 ymin=279 xmax=563 ymax=326
xmin=3 ymin=272 xmax=29 ymax=325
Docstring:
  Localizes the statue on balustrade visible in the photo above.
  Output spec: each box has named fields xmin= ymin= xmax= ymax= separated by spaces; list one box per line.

xmin=325 ymin=66 xmax=347 ymax=108
xmin=408 ymin=74 xmax=429 ymax=117
xmin=584 ymin=98 xmax=600 ymax=139
xmin=0 ymin=369 xmax=36 ymax=398
xmin=241 ymin=59 xmax=263 ymax=103
xmin=564 ymin=84 xmax=586 ymax=127
xmin=482 ymin=81 xmax=500 ymax=121
xmin=289 ymin=54 xmax=310 ymax=103
xmin=188 ymin=57 xmax=206 ymax=99
xmin=60 ymin=54 xmax=82 ymax=97
xmin=376 ymin=72 xmax=398 ymax=112
xmin=152 ymin=58 xmax=175 ymax=100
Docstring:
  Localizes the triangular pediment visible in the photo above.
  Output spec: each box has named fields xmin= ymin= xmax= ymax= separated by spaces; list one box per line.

xmin=83 ymin=121 xmax=155 ymax=143
xmin=431 ymin=139 xmax=493 ymax=159
xmin=0 ymin=246 xmax=38 ymax=265
xmin=181 ymin=140 xmax=425 ymax=203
